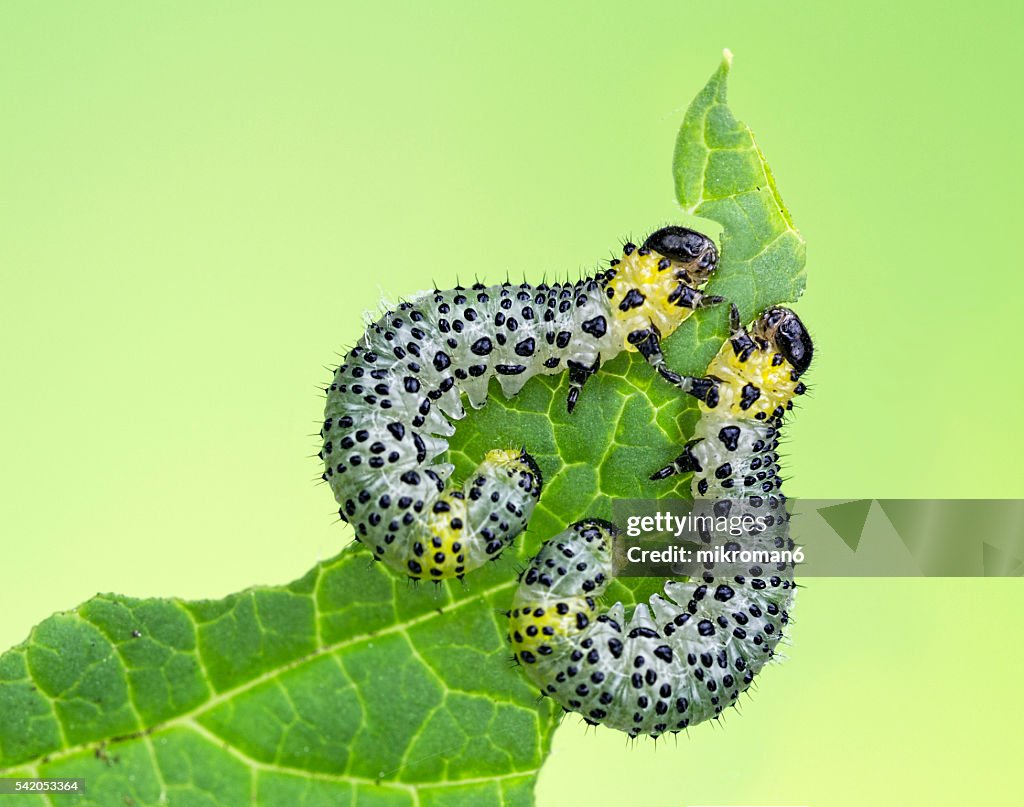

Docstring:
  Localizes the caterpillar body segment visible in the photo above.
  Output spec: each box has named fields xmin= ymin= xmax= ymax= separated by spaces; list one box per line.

xmin=509 ymin=307 xmax=813 ymax=737
xmin=322 ymin=227 xmax=720 ymax=580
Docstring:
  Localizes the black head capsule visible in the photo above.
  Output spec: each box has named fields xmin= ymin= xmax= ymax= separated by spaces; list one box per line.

xmin=756 ymin=307 xmax=814 ymax=377
xmin=643 ymin=226 xmax=719 ymax=276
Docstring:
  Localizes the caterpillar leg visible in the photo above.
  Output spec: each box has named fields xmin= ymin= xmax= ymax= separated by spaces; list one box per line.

xmin=565 ymin=357 xmax=601 ymax=413
xmin=653 ymin=368 xmax=722 ymax=406
xmin=670 ymin=288 xmax=725 ymax=312
xmin=648 ymin=439 xmax=704 ymax=481
xmin=626 ymin=287 xmax=725 ymax=363
xmin=629 ymin=312 xmax=723 ymax=407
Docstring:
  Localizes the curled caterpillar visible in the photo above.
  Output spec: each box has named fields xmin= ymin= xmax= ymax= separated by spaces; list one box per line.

xmin=507 ymin=305 xmax=813 ymax=737
xmin=321 ymin=227 xmax=720 ymax=580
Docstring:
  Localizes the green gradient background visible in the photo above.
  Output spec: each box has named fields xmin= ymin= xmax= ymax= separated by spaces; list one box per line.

xmin=1 ymin=2 xmax=1021 ymax=805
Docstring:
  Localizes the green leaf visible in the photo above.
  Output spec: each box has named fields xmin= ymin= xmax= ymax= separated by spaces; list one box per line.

xmin=669 ymin=49 xmax=806 ymax=349
xmin=0 ymin=559 xmax=557 ymax=806
xmin=0 ymin=53 xmax=805 ymax=806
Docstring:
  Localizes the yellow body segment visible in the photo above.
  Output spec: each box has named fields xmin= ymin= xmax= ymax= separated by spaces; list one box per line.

xmin=418 ymin=494 xmax=469 ymax=579
xmin=410 ymin=449 xmax=539 ymax=580
xmin=604 ymin=247 xmax=716 ymax=352
xmin=703 ymin=339 xmax=804 ymax=419
xmin=509 ymin=597 xmax=597 ymax=659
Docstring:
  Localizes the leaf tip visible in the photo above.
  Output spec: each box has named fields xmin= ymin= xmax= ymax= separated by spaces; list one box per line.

xmin=722 ymin=48 xmax=734 ymax=68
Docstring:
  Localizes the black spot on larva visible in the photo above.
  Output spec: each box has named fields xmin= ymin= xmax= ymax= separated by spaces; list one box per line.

xmin=714 ymin=584 xmax=735 ymax=602
xmin=433 ymin=351 xmax=451 ymax=371
xmin=627 ymin=327 xmax=655 ymax=346
xmin=581 ymin=316 xmax=607 ymax=337
xmin=619 ymin=288 xmax=646 ymax=311
xmin=740 ymin=383 xmax=761 ymax=410
xmin=718 ymin=426 xmax=740 ymax=451
xmin=514 ymin=337 xmax=536 ymax=357
xmin=556 ymin=331 xmax=572 ymax=349
xmin=471 ymin=337 xmax=493 ymax=356
xmin=496 ymin=364 xmax=526 ymax=375
xmin=412 ymin=433 xmax=427 ymax=462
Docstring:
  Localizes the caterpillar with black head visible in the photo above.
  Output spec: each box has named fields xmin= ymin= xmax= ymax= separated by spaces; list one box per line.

xmin=321 ymin=226 xmax=720 ymax=581
xmin=507 ymin=305 xmax=813 ymax=737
